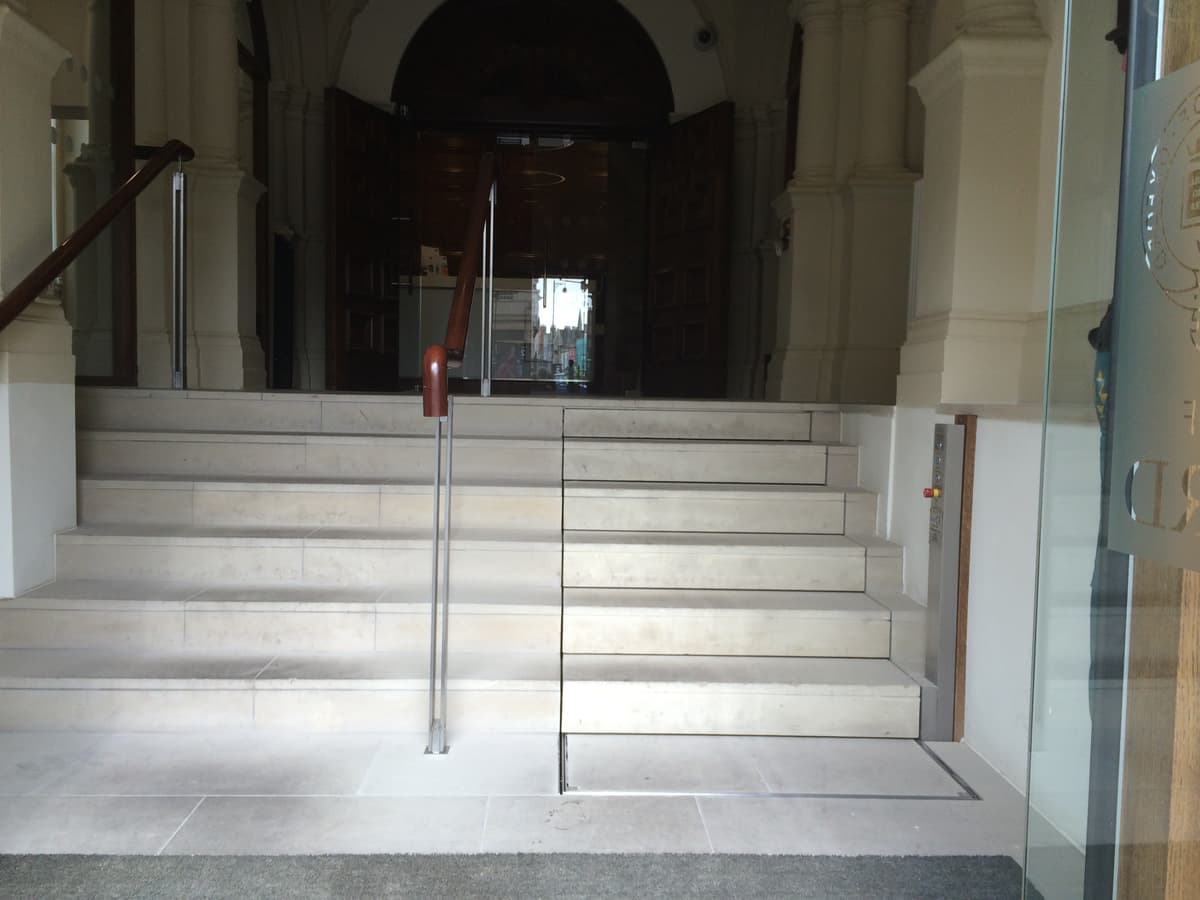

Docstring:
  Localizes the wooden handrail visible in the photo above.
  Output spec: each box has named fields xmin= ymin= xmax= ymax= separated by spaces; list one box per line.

xmin=423 ymin=152 xmax=497 ymax=417
xmin=0 ymin=139 xmax=195 ymax=335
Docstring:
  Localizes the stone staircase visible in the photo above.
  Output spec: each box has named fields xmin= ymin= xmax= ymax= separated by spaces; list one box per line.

xmin=0 ymin=389 xmax=921 ymax=741
xmin=558 ymin=407 xmax=919 ymax=739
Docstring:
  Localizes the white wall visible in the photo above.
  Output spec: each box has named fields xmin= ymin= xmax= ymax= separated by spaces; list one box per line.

xmin=961 ymin=416 xmax=1042 ymax=789
xmin=0 ymin=382 xmax=76 ymax=595
xmin=841 ymin=407 xmax=898 ymax=537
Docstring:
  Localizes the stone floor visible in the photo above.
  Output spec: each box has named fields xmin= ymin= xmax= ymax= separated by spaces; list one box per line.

xmin=0 ymin=733 xmax=1028 ymax=858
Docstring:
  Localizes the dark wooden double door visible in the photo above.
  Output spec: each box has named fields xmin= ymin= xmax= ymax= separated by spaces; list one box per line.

xmin=326 ymin=89 xmax=733 ymax=396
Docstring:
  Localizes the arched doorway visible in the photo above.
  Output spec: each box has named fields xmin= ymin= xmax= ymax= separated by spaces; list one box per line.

xmin=326 ymin=0 xmax=731 ymax=397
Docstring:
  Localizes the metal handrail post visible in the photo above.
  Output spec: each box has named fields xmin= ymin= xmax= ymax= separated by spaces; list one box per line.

xmin=426 ymin=415 xmax=445 ymax=754
xmin=437 ymin=396 xmax=455 ymax=747
xmin=481 ymin=183 xmax=496 ymax=398
xmin=171 ymin=163 xmax=188 ymax=389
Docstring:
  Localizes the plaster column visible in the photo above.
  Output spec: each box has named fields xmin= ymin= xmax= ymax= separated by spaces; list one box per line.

xmin=860 ymin=0 xmax=909 ymax=173
xmin=833 ymin=0 xmax=917 ymax=404
xmin=132 ymin=0 xmax=173 ymax=386
xmin=187 ymin=0 xmax=265 ymax=389
xmin=769 ymin=0 xmax=845 ymax=401
xmin=897 ymin=0 xmax=1047 ymax=406
xmin=791 ymin=0 xmax=840 ymax=182
xmin=0 ymin=4 xmax=75 ymax=596
xmin=298 ymin=91 xmax=326 ymax=390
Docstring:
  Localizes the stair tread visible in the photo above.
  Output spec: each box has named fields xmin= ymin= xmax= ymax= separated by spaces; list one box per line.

xmin=563 ymin=654 xmax=918 ymax=694
xmin=564 ymin=481 xmax=866 ymax=497
xmin=81 ymin=474 xmax=560 ymax=492
xmin=565 ymin=437 xmax=837 ymax=449
xmin=80 ymin=429 xmax=557 ymax=447
xmin=563 ymin=588 xmax=889 ymax=617
xmin=564 ymin=531 xmax=869 ymax=553
xmin=0 ymin=648 xmax=558 ymax=686
xmin=59 ymin=524 xmax=560 ymax=549
xmin=12 ymin=580 xmax=560 ymax=611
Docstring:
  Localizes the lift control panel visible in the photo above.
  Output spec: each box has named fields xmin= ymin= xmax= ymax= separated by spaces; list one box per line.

xmin=922 ymin=423 xmax=965 ymax=741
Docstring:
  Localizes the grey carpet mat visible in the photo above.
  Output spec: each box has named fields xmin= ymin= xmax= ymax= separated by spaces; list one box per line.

xmin=0 ymin=854 xmax=1036 ymax=899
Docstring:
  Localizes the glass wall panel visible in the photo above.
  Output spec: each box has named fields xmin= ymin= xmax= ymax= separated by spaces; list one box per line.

xmin=1028 ymin=1 xmax=1200 ymax=897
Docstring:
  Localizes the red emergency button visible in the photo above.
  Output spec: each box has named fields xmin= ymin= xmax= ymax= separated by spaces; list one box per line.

xmin=923 ymin=487 xmax=941 ymax=499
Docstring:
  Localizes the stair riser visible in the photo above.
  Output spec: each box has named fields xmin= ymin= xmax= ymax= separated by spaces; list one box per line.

xmin=562 ymin=684 xmax=919 ymax=738
xmin=80 ymin=437 xmax=561 ymax=483
xmin=0 ymin=687 xmax=560 ymax=732
xmin=562 ymin=615 xmax=890 ymax=657
xmin=564 ymin=549 xmax=867 ymax=592
xmin=565 ymin=496 xmax=845 ymax=535
xmin=564 ymin=444 xmax=831 ymax=485
xmin=0 ymin=608 xmax=561 ymax=654
xmin=79 ymin=483 xmax=561 ymax=533
xmin=563 ymin=408 xmax=816 ymax=441
xmin=56 ymin=542 xmax=561 ymax=588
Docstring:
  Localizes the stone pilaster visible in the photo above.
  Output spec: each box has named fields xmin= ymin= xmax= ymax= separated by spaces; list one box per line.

xmin=297 ymin=91 xmax=326 ymax=390
xmin=186 ymin=0 xmax=265 ymax=389
xmin=769 ymin=1 xmax=845 ymax=401
xmin=897 ymin=15 xmax=1048 ymax=406
xmin=0 ymin=4 xmax=75 ymax=596
xmin=132 ymin=0 xmax=173 ymax=386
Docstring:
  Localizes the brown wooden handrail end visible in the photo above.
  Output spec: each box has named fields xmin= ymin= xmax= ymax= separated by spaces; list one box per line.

xmin=423 ymin=344 xmax=449 ymax=418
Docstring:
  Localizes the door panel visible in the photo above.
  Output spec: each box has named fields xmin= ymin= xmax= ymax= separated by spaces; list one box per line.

xmin=326 ymin=88 xmax=418 ymax=391
xmin=644 ymin=102 xmax=734 ymax=398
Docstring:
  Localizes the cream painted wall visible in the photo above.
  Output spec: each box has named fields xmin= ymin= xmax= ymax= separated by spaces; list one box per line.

xmin=26 ymin=0 xmax=86 ymax=107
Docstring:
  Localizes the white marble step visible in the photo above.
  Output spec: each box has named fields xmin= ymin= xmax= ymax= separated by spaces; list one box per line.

xmin=77 ymin=388 xmax=838 ymax=440
xmin=561 ymin=655 xmax=919 ymax=738
xmin=562 ymin=588 xmax=891 ymax=657
xmin=0 ymin=648 xmax=560 ymax=732
xmin=77 ymin=390 xmax=565 ymax=439
xmin=564 ymin=481 xmax=876 ymax=535
xmin=0 ymin=580 xmax=562 ymax=654
xmin=78 ymin=430 xmax=562 ymax=482
xmin=562 ymin=406 xmax=830 ymax=442
xmin=563 ymin=438 xmax=859 ymax=486
xmin=563 ymin=531 xmax=901 ymax=593
xmin=55 ymin=525 xmax=561 ymax=588
xmin=79 ymin=476 xmax=562 ymax=532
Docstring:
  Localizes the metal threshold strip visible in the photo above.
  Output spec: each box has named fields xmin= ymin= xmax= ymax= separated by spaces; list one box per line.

xmin=559 ymin=738 xmax=981 ymax=801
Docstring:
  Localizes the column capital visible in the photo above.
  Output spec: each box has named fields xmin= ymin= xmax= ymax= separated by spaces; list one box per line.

xmin=865 ymin=0 xmax=909 ymax=21
xmin=790 ymin=0 xmax=840 ymax=31
xmin=960 ymin=1 xmax=1041 ymax=35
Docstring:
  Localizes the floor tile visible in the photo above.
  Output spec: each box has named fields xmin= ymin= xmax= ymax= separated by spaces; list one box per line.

xmin=481 ymin=795 xmax=711 ymax=853
xmin=162 ymin=797 xmax=488 ymax=854
xmin=38 ymin=733 xmax=383 ymax=797
xmin=565 ymin=735 xmax=769 ymax=793
xmin=750 ymin=738 xmax=968 ymax=797
xmin=698 ymin=795 xmax=1025 ymax=857
xmin=0 ymin=796 xmax=198 ymax=853
xmin=0 ymin=732 xmax=102 ymax=796
xmin=359 ymin=733 xmax=559 ymax=796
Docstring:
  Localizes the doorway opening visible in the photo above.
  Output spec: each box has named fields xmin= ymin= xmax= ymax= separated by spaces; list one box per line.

xmin=327 ymin=0 xmax=734 ymax=398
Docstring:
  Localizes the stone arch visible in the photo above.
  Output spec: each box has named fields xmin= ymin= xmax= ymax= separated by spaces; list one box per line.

xmin=390 ymin=0 xmax=673 ymax=132
xmin=336 ymin=0 xmax=727 ymax=116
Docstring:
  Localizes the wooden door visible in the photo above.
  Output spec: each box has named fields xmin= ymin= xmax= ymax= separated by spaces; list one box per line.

xmin=643 ymin=102 xmax=734 ymax=398
xmin=325 ymin=88 xmax=418 ymax=391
